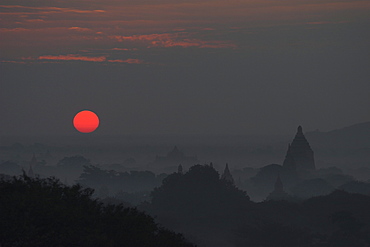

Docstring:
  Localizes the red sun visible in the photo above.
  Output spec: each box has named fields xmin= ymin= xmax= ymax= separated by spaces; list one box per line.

xmin=73 ymin=110 xmax=100 ymax=133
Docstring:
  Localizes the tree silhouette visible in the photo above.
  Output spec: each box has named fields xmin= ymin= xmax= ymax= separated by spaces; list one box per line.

xmin=57 ymin=155 xmax=91 ymax=169
xmin=150 ymin=164 xmax=250 ymax=246
xmin=56 ymin=155 xmax=91 ymax=182
xmin=234 ymin=220 xmax=315 ymax=247
xmin=151 ymin=164 xmax=250 ymax=215
xmin=328 ymin=211 xmax=366 ymax=247
xmin=0 ymin=160 xmax=21 ymax=176
xmin=0 ymin=174 xmax=195 ymax=247
xmin=78 ymin=165 xmax=162 ymax=198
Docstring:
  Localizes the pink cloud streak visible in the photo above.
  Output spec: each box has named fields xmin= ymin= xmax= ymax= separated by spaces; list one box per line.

xmin=34 ymin=54 xmax=145 ymax=64
xmin=108 ymin=59 xmax=144 ymax=64
xmin=0 ymin=5 xmax=105 ymax=14
xmin=38 ymin=54 xmax=106 ymax=62
xmin=110 ymin=33 xmax=237 ymax=49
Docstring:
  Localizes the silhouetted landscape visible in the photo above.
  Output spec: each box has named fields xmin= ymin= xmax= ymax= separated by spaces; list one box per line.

xmin=1 ymin=0 xmax=369 ymax=245
xmin=1 ymin=123 xmax=370 ymax=246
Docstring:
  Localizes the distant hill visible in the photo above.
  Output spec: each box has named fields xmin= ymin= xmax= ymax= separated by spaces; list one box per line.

xmin=306 ymin=122 xmax=370 ymax=150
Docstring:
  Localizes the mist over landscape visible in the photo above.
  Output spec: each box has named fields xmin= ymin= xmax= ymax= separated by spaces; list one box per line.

xmin=1 ymin=122 xmax=370 ymax=246
xmin=1 ymin=0 xmax=370 ymax=246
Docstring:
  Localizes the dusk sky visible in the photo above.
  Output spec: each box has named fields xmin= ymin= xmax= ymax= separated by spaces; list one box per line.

xmin=1 ymin=0 xmax=369 ymax=136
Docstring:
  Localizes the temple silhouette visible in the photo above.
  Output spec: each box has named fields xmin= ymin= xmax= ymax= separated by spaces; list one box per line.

xmin=283 ymin=126 xmax=315 ymax=173
xmin=178 ymin=164 xmax=183 ymax=174
xmin=266 ymin=175 xmax=289 ymax=201
xmin=28 ymin=154 xmax=37 ymax=177
xmin=221 ymin=163 xmax=234 ymax=184
xmin=265 ymin=126 xmax=316 ymax=201
xmin=155 ymin=146 xmax=197 ymax=163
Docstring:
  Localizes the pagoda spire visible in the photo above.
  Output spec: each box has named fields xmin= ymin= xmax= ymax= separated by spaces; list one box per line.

xmin=28 ymin=153 xmax=36 ymax=177
xmin=266 ymin=174 xmax=289 ymax=201
xmin=283 ymin=126 xmax=315 ymax=172
xmin=178 ymin=164 xmax=183 ymax=174
xmin=274 ymin=174 xmax=284 ymax=193
xmin=221 ymin=163 xmax=234 ymax=184
xmin=283 ymin=144 xmax=296 ymax=171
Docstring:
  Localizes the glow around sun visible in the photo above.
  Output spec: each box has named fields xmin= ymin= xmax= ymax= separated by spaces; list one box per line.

xmin=73 ymin=110 xmax=100 ymax=133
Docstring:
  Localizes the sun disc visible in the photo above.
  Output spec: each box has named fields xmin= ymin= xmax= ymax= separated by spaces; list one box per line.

xmin=73 ymin=110 xmax=99 ymax=133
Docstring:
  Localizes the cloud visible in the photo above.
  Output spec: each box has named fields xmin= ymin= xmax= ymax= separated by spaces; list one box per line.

xmin=108 ymin=58 xmax=144 ymax=64
xmin=68 ymin=27 xmax=92 ymax=32
xmin=18 ymin=54 xmax=146 ymax=64
xmin=111 ymin=48 xmax=138 ymax=51
xmin=38 ymin=54 xmax=106 ymax=62
xmin=1 ymin=0 xmax=368 ymax=62
xmin=110 ymin=32 xmax=237 ymax=49
xmin=0 ymin=5 xmax=105 ymax=14
xmin=0 ymin=60 xmax=26 ymax=64
xmin=305 ymin=21 xmax=349 ymax=25
xmin=0 ymin=27 xmax=29 ymax=32
xmin=26 ymin=19 xmax=45 ymax=22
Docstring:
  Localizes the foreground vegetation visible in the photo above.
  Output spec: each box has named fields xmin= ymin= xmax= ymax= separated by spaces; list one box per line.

xmin=145 ymin=165 xmax=370 ymax=247
xmin=2 ymin=166 xmax=370 ymax=247
xmin=0 ymin=175 xmax=195 ymax=247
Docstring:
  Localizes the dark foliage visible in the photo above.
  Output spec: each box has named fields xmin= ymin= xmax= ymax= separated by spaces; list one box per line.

xmin=291 ymin=178 xmax=335 ymax=199
xmin=56 ymin=155 xmax=91 ymax=183
xmin=57 ymin=155 xmax=91 ymax=169
xmin=235 ymin=220 xmax=316 ymax=247
xmin=0 ymin=160 xmax=22 ymax=176
xmin=328 ymin=211 xmax=366 ymax=246
xmin=78 ymin=165 xmax=163 ymax=195
xmin=149 ymin=164 xmax=251 ymax=246
xmin=148 ymin=164 xmax=370 ymax=247
xmin=151 ymin=164 xmax=250 ymax=215
xmin=339 ymin=180 xmax=370 ymax=195
xmin=233 ymin=190 xmax=370 ymax=247
xmin=0 ymin=174 xmax=195 ymax=247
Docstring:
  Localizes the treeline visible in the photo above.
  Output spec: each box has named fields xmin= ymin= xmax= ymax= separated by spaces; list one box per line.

xmin=142 ymin=164 xmax=370 ymax=247
xmin=78 ymin=165 xmax=166 ymax=194
xmin=0 ymin=175 xmax=194 ymax=247
xmin=236 ymin=163 xmax=370 ymax=201
xmin=2 ymin=165 xmax=370 ymax=246
xmin=78 ymin=165 xmax=167 ymax=205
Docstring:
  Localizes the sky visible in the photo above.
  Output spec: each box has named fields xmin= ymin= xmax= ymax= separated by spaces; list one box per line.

xmin=1 ymin=0 xmax=370 ymax=136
